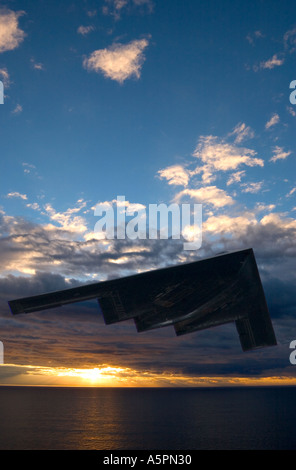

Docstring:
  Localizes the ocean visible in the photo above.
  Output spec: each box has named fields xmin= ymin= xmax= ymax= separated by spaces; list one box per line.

xmin=0 ymin=386 xmax=295 ymax=451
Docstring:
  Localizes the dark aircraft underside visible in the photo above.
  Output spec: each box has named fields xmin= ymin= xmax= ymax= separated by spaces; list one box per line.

xmin=8 ymin=248 xmax=277 ymax=352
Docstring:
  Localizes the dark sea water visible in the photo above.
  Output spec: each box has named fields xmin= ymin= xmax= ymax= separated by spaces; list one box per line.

xmin=0 ymin=386 xmax=295 ymax=450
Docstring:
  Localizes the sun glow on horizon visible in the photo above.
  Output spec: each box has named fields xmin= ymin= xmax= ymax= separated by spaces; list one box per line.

xmin=1 ymin=363 xmax=296 ymax=388
xmin=55 ymin=366 xmax=130 ymax=385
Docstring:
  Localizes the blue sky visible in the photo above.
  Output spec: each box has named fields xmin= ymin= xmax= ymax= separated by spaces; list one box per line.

xmin=0 ymin=0 xmax=296 ymax=386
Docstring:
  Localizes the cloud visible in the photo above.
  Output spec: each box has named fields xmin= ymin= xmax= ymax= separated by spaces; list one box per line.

xmin=203 ymin=212 xmax=257 ymax=236
xmin=226 ymin=170 xmax=246 ymax=186
xmin=158 ymin=125 xmax=262 ymax=190
xmin=22 ymin=162 xmax=37 ymax=175
xmin=1 ymin=195 xmax=296 ymax=379
xmin=1 ymin=205 xmax=295 ymax=376
xmin=251 ymin=27 xmax=296 ymax=73
xmin=0 ymin=209 xmax=187 ymax=280
xmin=197 ymin=211 xmax=296 ymax=286
xmin=133 ymin=0 xmax=154 ymax=5
xmin=11 ymin=103 xmax=22 ymax=114
xmin=286 ymin=187 xmax=296 ymax=197
xmin=157 ymin=165 xmax=190 ymax=187
xmin=240 ymin=181 xmax=263 ymax=193
xmin=283 ymin=27 xmax=296 ymax=53
xmin=26 ymin=202 xmax=40 ymax=210
xmin=259 ymin=54 xmax=284 ymax=70
xmin=43 ymin=199 xmax=88 ymax=234
xmin=87 ymin=10 xmax=97 ymax=17
xmin=83 ymin=38 xmax=149 ymax=83
xmin=157 ymin=126 xmax=265 ymax=219
xmin=30 ymin=58 xmax=44 ymax=70
xmin=228 ymin=122 xmax=255 ymax=144
xmin=287 ymin=106 xmax=296 ymax=117
xmin=0 ymin=67 xmax=10 ymax=87
xmin=0 ymin=8 xmax=25 ymax=53
xmin=77 ymin=25 xmax=94 ymax=36
xmin=191 ymin=134 xmax=264 ymax=184
xmin=270 ymin=146 xmax=292 ymax=163
xmin=6 ymin=192 xmax=27 ymax=200
xmin=254 ymin=203 xmax=276 ymax=213
xmin=1 ymin=205 xmax=294 ymax=283
xmin=265 ymin=113 xmax=280 ymax=129
xmin=1 ymin=192 xmax=201 ymax=279
xmin=246 ymin=30 xmax=264 ymax=45
xmin=260 ymin=212 xmax=296 ymax=230
xmin=102 ymin=0 xmax=154 ymax=19
xmin=103 ymin=0 xmax=128 ymax=19
xmin=0 ymin=196 xmax=189 ymax=279
xmin=174 ymin=186 xmax=235 ymax=208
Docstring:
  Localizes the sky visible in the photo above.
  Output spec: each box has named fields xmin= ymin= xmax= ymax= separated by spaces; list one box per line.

xmin=0 ymin=0 xmax=296 ymax=387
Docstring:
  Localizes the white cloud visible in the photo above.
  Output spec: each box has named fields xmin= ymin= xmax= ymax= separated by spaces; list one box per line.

xmin=157 ymin=127 xmax=264 ymax=214
xmin=259 ymin=54 xmax=284 ymax=70
xmin=22 ymin=162 xmax=41 ymax=179
xmin=157 ymin=165 xmax=190 ymax=187
xmin=0 ymin=67 xmax=10 ymax=87
xmin=22 ymin=162 xmax=36 ymax=174
xmin=228 ymin=122 xmax=254 ymax=143
xmin=32 ymin=62 xmax=44 ymax=70
xmin=201 ymin=211 xmax=296 ymax=272
xmin=77 ymin=25 xmax=94 ymax=36
xmin=0 ymin=205 xmax=187 ymax=279
xmin=83 ymin=38 xmax=149 ymax=83
xmin=260 ymin=212 xmax=296 ymax=230
xmin=6 ymin=192 xmax=27 ymax=200
xmin=241 ymin=181 xmax=263 ymax=193
xmin=270 ymin=146 xmax=292 ymax=163
xmin=0 ymin=9 xmax=25 ymax=53
xmin=44 ymin=200 xmax=88 ymax=234
xmin=265 ymin=113 xmax=280 ymax=129
xmin=174 ymin=186 xmax=235 ymax=208
xmin=0 ymin=197 xmax=296 ymax=284
xmin=287 ymin=106 xmax=296 ymax=117
xmin=286 ymin=187 xmax=296 ymax=197
xmin=191 ymin=134 xmax=264 ymax=184
xmin=227 ymin=170 xmax=246 ymax=186
xmin=200 ymin=211 xmax=296 ymax=273
xmin=254 ymin=203 xmax=276 ymax=212
xmin=26 ymin=203 xmax=40 ymax=210
xmin=204 ymin=213 xmax=257 ymax=235
xmin=30 ymin=58 xmax=44 ymax=70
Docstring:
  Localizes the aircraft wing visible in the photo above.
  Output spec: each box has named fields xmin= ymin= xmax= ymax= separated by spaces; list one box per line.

xmin=8 ymin=248 xmax=277 ymax=352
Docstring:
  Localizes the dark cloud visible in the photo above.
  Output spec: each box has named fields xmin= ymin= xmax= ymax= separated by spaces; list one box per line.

xmin=1 ymin=209 xmax=296 ymax=283
xmin=0 ymin=213 xmax=195 ymax=280
xmin=0 ymin=210 xmax=296 ymax=382
xmin=263 ymin=279 xmax=296 ymax=319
